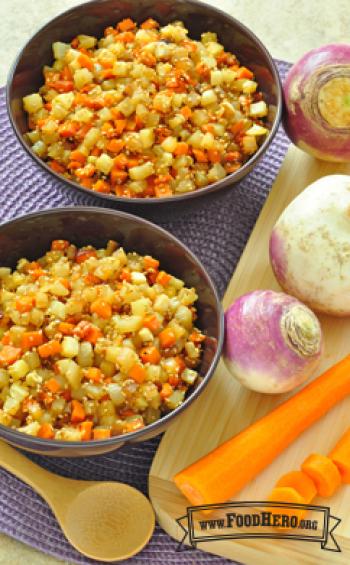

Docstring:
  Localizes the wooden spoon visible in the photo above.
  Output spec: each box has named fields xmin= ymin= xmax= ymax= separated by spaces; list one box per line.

xmin=0 ymin=440 xmax=155 ymax=561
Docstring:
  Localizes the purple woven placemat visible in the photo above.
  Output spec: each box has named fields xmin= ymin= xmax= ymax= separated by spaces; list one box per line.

xmin=0 ymin=59 xmax=290 ymax=565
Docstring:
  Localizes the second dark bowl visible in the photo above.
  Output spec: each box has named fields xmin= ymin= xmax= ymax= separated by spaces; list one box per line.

xmin=0 ymin=207 xmax=223 ymax=456
xmin=7 ymin=0 xmax=282 ymax=207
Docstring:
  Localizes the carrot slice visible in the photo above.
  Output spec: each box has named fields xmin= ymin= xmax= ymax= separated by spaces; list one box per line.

xmin=275 ymin=470 xmax=317 ymax=503
xmin=268 ymin=487 xmax=306 ymax=523
xmin=301 ymin=454 xmax=341 ymax=497
xmin=174 ymin=355 xmax=350 ymax=507
xmin=71 ymin=399 xmax=86 ymax=423
xmin=329 ymin=428 xmax=350 ymax=482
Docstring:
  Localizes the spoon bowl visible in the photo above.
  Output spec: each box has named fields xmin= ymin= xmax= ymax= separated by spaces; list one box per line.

xmin=63 ymin=482 xmax=155 ymax=561
xmin=0 ymin=440 xmax=155 ymax=561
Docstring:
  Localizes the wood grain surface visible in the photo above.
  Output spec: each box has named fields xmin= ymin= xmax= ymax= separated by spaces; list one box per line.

xmin=149 ymin=145 xmax=350 ymax=564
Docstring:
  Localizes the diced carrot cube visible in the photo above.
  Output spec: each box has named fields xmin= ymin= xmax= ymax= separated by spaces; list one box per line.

xmin=143 ymin=256 xmax=159 ymax=270
xmin=15 ymin=296 xmax=34 ymax=313
xmin=80 ymin=421 xmax=93 ymax=440
xmin=106 ymin=139 xmax=125 ymax=153
xmin=75 ymin=249 xmax=97 ymax=263
xmin=237 ymin=66 xmax=254 ymax=79
xmin=38 ymin=340 xmax=61 ymax=358
xmin=156 ymin=271 xmax=171 ymax=286
xmin=140 ymin=18 xmax=159 ymax=30
xmin=90 ymin=299 xmax=112 ymax=319
xmin=21 ymin=330 xmax=44 ymax=349
xmin=117 ymin=18 xmax=136 ymax=32
xmin=120 ymin=268 xmax=131 ymax=282
xmin=128 ymin=364 xmax=146 ymax=384
xmin=180 ymin=106 xmax=192 ymax=119
xmin=174 ymin=142 xmax=189 ymax=156
xmin=159 ymin=328 xmax=176 ymax=349
xmin=192 ymin=149 xmax=208 ymax=163
xmin=93 ymin=428 xmax=111 ymax=440
xmin=71 ymin=400 xmax=86 ymax=424
xmin=0 ymin=346 xmax=22 ymax=367
xmin=139 ymin=346 xmax=161 ymax=365
xmin=49 ymin=160 xmax=66 ymax=173
xmin=44 ymin=377 xmax=61 ymax=393
xmin=78 ymin=53 xmax=94 ymax=71
xmin=143 ymin=314 xmax=160 ymax=334
xmin=51 ymin=240 xmax=70 ymax=251
xmin=58 ymin=322 xmax=75 ymax=336
xmin=38 ymin=423 xmax=54 ymax=439
xmin=160 ymin=383 xmax=173 ymax=398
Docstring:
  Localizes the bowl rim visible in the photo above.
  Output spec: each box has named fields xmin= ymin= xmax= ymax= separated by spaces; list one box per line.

xmin=6 ymin=0 xmax=283 ymax=206
xmin=0 ymin=206 xmax=224 ymax=448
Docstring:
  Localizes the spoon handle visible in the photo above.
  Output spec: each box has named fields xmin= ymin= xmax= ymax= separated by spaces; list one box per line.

xmin=0 ymin=440 xmax=73 ymax=503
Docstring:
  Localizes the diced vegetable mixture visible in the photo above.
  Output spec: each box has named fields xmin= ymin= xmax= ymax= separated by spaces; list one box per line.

xmin=0 ymin=240 xmax=205 ymax=441
xmin=23 ymin=18 xmax=269 ymax=198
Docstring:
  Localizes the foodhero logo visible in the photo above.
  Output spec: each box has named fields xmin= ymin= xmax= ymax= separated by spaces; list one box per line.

xmin=176 ymin=501 xmax=341 ymax=552
xmin=204 ymin=510 xmax=318 ymax=530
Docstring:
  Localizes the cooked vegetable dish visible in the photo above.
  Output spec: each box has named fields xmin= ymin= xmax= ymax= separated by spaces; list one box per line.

xmin=0 ymin=240 xmax=204 ymax=441
xmin=23 ymin=18 xmax=269 ymax=198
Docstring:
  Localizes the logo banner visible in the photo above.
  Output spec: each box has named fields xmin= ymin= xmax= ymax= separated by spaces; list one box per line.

xmin=176 ymin=501 xmax=341 ymax=552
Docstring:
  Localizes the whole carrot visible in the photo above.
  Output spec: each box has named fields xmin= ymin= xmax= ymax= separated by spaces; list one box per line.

xmin=174 ymin=355 xmax=350 ymax=507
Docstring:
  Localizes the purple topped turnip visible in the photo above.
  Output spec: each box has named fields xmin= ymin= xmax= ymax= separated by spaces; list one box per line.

xmin=283 ymin=44 xmax=350 ymax=162
xmin=224 ymin=290 xmax=323 ymax=394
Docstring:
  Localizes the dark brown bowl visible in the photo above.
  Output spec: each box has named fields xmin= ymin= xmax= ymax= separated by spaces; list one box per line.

xmin=0 ymin=208 xmax=223 ymax=456
xmin=6 ymin=0 xmax=282 ymax=206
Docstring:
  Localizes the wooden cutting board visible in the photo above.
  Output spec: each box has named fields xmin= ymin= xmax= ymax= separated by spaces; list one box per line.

xmin=149 ymin=144 xmax=350 ymax=565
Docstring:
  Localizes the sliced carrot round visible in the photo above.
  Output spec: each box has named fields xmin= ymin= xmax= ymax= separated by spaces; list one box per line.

xmin=275 ymin=470 xmax=317 ymax=503
xmin=301 ymin=453 xmax=341 ymax=497
xmin=268 ymin=486 xmax=306 ymax=525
